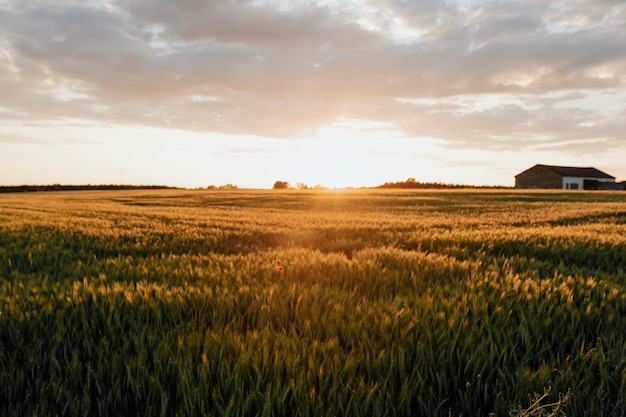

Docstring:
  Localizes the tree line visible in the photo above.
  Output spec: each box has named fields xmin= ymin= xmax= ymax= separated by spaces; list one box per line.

xmin=376 ymin=177 xmax=509 ymax=189
xmin=0 ymin=184 xmax=177 ymax=193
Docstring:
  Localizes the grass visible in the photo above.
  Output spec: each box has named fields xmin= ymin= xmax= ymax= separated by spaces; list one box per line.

xmin=1 ymin=188 xmax=626 ymax=416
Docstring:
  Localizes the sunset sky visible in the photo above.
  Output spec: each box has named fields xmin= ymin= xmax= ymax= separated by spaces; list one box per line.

xmin=1 ymin=0 xmax=625 ymax=189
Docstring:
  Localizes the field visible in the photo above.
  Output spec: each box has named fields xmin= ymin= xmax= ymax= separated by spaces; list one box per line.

xmin=1 ymin=189 xmax=626 ymax=416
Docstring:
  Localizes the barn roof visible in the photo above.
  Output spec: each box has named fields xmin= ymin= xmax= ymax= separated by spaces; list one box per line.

xmin=516 ymin=164 xmax=615 ymax=179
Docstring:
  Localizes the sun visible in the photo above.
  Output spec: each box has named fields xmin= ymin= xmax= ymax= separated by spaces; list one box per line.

xmin=282 ymin=119 xmax=405 ymax=189
xmin=287 ymin=150 xmax=365 ymax=189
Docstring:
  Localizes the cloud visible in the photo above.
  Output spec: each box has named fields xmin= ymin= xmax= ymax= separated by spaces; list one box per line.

xmin=0 ymin=132 xmax=99 ymax=145
xmin=0 ymin=134 xmax=50 ymax=144
xmin=0 ymin=0 xmax=625 ymax=150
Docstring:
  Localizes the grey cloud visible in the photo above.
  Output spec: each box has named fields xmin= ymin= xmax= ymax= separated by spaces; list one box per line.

xmin=0 ymin=0 xmax=625 ymax=149
xmin=123 ymin=0 xmax=379 ymax=48
xmin=391 ymin=98 xmax=626 ymax=154
xmin=532 ymin=138 xmax=614 ymax=154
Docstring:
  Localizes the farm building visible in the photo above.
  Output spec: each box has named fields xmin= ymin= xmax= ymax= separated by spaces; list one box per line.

xmin=515 ymin=164 xmax=620 ymax=190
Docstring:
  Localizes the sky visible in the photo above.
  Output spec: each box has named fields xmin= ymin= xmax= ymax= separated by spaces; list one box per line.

xmin=1 ymin=0 xmax=625 ymax=189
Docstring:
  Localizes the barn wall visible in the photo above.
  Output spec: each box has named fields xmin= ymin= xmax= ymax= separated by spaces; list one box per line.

xmin=563 ymin=177 xmax=583 ymax=190
xmin=515 ymin=167 xmax=563 ymax=189
xmin=564 ymin=176 xmax=616 ymax=190
xmin=601 ymin=182 xmax=626 ymax=190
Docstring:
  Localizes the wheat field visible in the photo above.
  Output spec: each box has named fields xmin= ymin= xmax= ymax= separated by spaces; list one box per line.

xmin=1 ymin=189 xmax=626 ymax=416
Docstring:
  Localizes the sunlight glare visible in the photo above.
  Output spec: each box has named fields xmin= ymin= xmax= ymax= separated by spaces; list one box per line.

xmin=283 ymin=119 xmax=430 ymax=188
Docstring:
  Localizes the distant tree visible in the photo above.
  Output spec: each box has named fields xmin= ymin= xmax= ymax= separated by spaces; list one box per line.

xmin=273 ymin=181 xmax=290 ymax=189
xmin=374 ymin=177 xmax=510 ymax=189
xmin=377 ymin=178 xmax=467 ymax=189
xmin=219 ymin=183 xmax=238 ymax=189
xmin=295 ymin=182 xmax=309 ymax=190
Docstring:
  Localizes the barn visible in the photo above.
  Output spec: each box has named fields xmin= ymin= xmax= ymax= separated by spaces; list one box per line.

xmin=515 ymin=164 xmax=617 ymax=190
